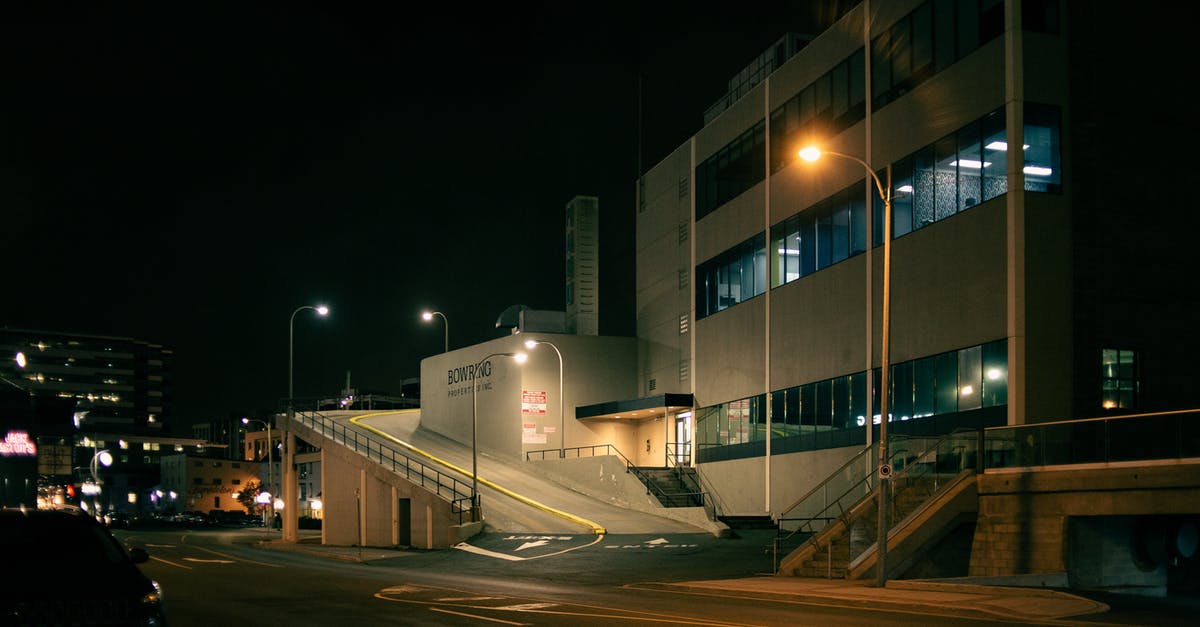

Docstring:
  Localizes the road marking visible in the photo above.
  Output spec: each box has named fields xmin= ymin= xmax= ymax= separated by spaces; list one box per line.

xmin=646 ymin=537 xmax=669 ymax=544
xmin=455 ymin=533 xmax=604 ymax=561
xmin=515 ymin=540 xmax=549 ymax=551
xmin=493 ymin=602 xmax=559 ymax=611
xmin=148 ymin=555 xmax=193 ymax=570
xmin=429 ymin=606 xmax=528 ymax=625
xmin=183 ymin=557 xmax=235 ymax=564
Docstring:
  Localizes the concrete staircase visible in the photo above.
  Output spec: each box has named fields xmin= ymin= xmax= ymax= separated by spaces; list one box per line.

xmin=633 ymin=466 xmax=706 ymax=508
xmin=778 ymin=469 xmax=978 ymax=580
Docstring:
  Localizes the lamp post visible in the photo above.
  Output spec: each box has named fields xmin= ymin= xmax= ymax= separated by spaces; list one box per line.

xmin=286 ymin=303 xmax=329 ymax=540
xmin=242 ymin=417 xmax=273 ymax=527
xmin=800 ymin=146 xmax=893 ymax=587
xmin=469 ymin=351 xmax=526 ymax=513
xmin=421 ymin=310 xmax=448 ymax=353
xmin=523 ymin=339 xmax=564 ymax=458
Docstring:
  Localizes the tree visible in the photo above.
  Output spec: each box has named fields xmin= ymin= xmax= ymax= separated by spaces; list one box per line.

xmin=237 ymin=479 xmax=262 ymax=514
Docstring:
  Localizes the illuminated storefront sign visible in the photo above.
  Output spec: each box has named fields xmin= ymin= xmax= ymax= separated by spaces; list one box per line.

xmin=0 ymin=431 xmax=37 ymax=456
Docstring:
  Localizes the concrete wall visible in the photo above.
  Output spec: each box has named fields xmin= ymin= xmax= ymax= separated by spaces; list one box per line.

xmin=419 ymin=334 xmax=638 ymax=461
xmin=302 ymin=422 xmax=478 ymax=550
xmin=969 ymin=463 xmax=1200 ymax=590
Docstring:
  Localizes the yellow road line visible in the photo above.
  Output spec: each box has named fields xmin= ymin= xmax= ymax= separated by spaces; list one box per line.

xmin=349 ymin=411 xmax=607 ymax=535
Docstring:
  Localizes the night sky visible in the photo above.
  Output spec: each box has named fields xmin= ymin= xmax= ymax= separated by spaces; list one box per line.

xmin=2 ymin=2 xmax=854 ymax=427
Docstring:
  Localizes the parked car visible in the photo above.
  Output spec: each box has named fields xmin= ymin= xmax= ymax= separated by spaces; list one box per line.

xmin=105 ymin=511 xmax=131 ymax=529
xmin=0 ymin=506 xmax=167 ymax=625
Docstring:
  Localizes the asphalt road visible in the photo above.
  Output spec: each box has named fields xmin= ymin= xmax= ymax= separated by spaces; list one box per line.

xmin=123 ymin=527 xmax=1050 ymax=627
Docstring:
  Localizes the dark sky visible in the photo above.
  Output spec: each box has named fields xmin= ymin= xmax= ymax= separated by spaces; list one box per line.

xmin=2 ymin=2 xmax=853 ymax=427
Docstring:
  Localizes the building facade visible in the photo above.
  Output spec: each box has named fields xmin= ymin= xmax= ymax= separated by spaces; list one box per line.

xmin=636 ymin=0 xmax=1196 ymax=516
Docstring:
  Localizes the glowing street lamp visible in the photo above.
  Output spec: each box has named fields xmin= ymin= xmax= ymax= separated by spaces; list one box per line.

xmin=421 ymin=310 xmax=448 ymax=353
xmin=469 ymin=351 xmax=526 ymax=513
xmin=800 ymin=145 xmax=894 ymax=587
xmin=285 ymin=303 xmax=329 ymax=540
xmin=524 ymin=339 xmax=565 ymax=458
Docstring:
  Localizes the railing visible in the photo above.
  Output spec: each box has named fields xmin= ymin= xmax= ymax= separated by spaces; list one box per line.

xmin=666 ymin=442 xmax=691 ymax=467
xmin=771 ymin=431 xmax=970 ymax=573
xmin=526 ymin=443 xmax=708 ymax=509
xmin=983 ymin=409 xmax=1200 ymax=469
xmin=288 ymin=409 xmax=478 ymax=523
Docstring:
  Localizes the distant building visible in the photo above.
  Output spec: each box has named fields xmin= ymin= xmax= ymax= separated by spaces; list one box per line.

xmin=160 ymin=453 xmax=259 ymax=515
xmin=565 ymin=195 xmax=599 ymax=336
xmin=0 ymin=328 xmax=172 ymax=435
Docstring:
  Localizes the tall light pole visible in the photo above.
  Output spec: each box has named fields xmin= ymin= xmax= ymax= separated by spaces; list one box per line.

xmin=524 ymin=339 xmax=564 ymax=458
xmin=421 ymin=310 xmax=448 ymax=353
xmin=469 ymin=351 xmax=526 ymax=513
xmin=800 ymin=145 xmax=893 ymax=587
xmin=242 ymin=417 xmax=273 ymax=527
xmin=286 ymin=303 xmax=329 ymax=540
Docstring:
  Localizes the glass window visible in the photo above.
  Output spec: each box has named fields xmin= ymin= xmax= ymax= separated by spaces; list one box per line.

xmin=956 ymin=0 xmax=981 ymax=57
xmin=815 ymin=380 xmax=833 ymax=429
xmin=849 ymin=186 xmax=867 ymax=255
xmin=934 ymin=134 xmax=958 ymax=220
xmin=958 ymin=345 xmax=983 ymax=411
xmin=816 ymin=213 xmax=832 ymax=269
xmin=981 ymin=340 xmax=1008 ymax=407
xmin=1024 ymin=102 xmax=1062 ymax=193
xmin=892 ymin=156 xmax=914 ymax=237
xmin=913 ymin=356 xmax=937 ymax=417
xmin=1101 ymin=348 xmax=1139 ymax=410
xmin=833 ymin=376 xmax=851 ymax=430
xmin=935 ymin=351 xmax=958 ymax=414
xmin=800 ymin=383 xmax=816 ymax=428
xmin=956 ymin=120 xmax=983 ymax=211
xmin=850 ymin=372 xmax=868 ymax=427
xmin=831 ymin=202 xmax=850 ymax=264
xmin=891 ymin=361 xmax=914 ymax=420
xmin=980 ymin=109 xmax=1008 ymax=201
xmin=912 ymin=2 xmax=934 ymax=75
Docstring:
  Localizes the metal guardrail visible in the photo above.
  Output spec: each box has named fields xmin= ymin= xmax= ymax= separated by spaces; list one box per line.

xmin=289 ymin=409 xmax=478 ymax=523
xmin=983 ymin=409 xmax=1200 ymax=468
xmin=526 ymin=443 xmax=707 ymax=509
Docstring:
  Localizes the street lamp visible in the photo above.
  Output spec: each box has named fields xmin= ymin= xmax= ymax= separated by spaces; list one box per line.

xmin=289 ymin=304 xmax=330 ymax=408
xmin=524 ymin=339 xmax=564 ymax=458
xmin=242 ymin=417 xmax=274 ymax=526
xmin=286 ymin=303 xmax=329 ymax=539
xmin=421 ymin=310 xmax=448 ymax=353
xmin=800 ymin=145 xmax=893 ymax=588
xmin=469 ymin=351 xmax=527 ymax=513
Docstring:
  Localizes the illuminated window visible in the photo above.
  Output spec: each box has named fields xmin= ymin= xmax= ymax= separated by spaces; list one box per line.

xmin=1101 ymin=349 xmax=1138 ymax=410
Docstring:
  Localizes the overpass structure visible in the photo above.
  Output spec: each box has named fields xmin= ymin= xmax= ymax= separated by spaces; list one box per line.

xmin=277 ymin=408 xmax=718 ymax=549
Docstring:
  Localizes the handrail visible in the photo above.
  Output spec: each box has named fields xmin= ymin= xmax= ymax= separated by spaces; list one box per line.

xmin=772 ymin=430 xmax=969 ymax=571
xmin=527 ymin=443 xmax=707 ymax=508
xmin=287 ymin=409 xmax=478 ymax=522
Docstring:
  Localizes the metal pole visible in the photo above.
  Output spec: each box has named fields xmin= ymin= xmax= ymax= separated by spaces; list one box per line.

xmin=876 ymin=164 xmax=893 ymax=588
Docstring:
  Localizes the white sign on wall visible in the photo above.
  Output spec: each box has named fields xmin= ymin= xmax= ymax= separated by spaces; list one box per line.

xmin=521 ymin=390 xmax=547 ymax=415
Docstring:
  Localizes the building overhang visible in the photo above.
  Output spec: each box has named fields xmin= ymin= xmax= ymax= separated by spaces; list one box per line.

xmin=575 ymin=393 xmax=694 ymax=423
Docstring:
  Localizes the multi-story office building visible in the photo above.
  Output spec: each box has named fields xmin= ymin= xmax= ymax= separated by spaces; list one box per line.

xmin=635 ymin=0 xmax=1195 ymax=515
xmin=0 ymin=328 xmax=172 ymax=435
xmin=0 ymin=328 xmax=209 ymax=516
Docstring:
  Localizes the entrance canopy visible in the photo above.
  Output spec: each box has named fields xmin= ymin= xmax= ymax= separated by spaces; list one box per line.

xmin=575 ymin=393 xmax=693 ymax=423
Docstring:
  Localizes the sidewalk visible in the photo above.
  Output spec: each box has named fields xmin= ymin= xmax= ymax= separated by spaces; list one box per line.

xmin=259 ymin=532 xmax=1109 ymax=622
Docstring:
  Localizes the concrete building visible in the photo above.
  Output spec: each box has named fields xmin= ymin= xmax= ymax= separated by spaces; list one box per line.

xmin=159 ymin=453 xmax=259 ymax=515
xmin=565 ymin=195 xmax=599 ymax=336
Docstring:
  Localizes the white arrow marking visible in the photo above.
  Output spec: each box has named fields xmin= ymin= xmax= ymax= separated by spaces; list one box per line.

xmin=645 ymin=537 xmax=669 ymax=545
xmin=515 ymin=540 xmax=550 ymax=551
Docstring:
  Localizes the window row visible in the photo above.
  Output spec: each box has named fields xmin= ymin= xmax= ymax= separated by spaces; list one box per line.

xmin=770 ymin=49 xmax=866 ymax=173
xmin=699 ymin=0 xmax=1026 ymax=220
xmin=695 ymin=233 xmax=767 ymax=319
xmin=695 ymin=120 xmax=766 ymax=221
xmin=696 ymin=339 xmax=1007 ymax=450
xmin=871 ymin=0 xmax=1004 ymax=110
xmin=741 ymin=102 xmax=1061 ymax=299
